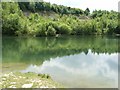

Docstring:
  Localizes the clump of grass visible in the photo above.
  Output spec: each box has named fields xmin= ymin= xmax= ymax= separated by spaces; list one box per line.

xmin=38 ymin=74 xmax=51 ymax=79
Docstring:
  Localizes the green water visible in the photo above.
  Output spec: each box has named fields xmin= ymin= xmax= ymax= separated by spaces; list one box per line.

xmin=2 ymin=36 xmax=119 ymax=88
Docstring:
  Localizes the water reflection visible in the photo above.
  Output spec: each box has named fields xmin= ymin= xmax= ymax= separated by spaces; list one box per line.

xmin=22 ymin=50 xmax=118 ymax=88
xmin=2 ymin=36 xmax=119 ymax=87
xmin=2 ymin=36 xmax=119 ymax=65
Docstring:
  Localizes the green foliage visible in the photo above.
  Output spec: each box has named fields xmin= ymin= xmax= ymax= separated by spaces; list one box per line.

xmin=47 ymin=25 xmax=56 ymax=36
xmin=58 ymin=24 xmax=72 ymax=34
xmin=2 ymin=13 xmax=21 ymax=35
xmin=84 ymin=8 xmax=90 ymax=16
xmin=18 ymin=2 xmax=84 ymax=15
xmin=2 ymin=2 xmax=119 ymax=36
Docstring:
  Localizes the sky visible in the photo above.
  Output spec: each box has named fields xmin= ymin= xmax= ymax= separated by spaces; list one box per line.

xmin=44 ymin=0 xmax=119 ymax=12
xmin=23 ymin=51 xmax=118 ymax=88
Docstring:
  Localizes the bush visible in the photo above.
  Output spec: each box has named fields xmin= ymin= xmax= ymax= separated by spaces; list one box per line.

xmin=47 ymin=25 xmax=56 ymax=36
xmin=36 ymin=23 xmax=47 ymax=36
xmin=2 ymin=13 xmax=22 ymax=35
xmin=72 ymin=25 xmax=84 ymax=35
xmin=58 ymin=24 xmax=72 ymax=34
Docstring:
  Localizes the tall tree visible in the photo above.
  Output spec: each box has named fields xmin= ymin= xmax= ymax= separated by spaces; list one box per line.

xmin=85 ymin=8 xmax=90 ymax=16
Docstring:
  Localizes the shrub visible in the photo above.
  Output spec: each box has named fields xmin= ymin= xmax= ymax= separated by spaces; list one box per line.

xmin=72 ymin=25 xmax=83 ymax=35
xmin=47 ymin=25 xmax=56 ymax=36
xmin=2 ymin=13 xmax=22 ymax=35
xmin=58 ymin=24 xmax=72 ymax=34
xmin=36 ymin=23 xmax=47 ymax=36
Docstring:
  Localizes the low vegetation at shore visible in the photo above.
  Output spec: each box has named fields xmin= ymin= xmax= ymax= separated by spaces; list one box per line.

xmin=1 ymin=72 xmax=63 ymax=88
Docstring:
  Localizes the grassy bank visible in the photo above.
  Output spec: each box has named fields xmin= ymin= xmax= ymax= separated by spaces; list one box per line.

xmin=1 ymin=72 xmax=63 ymax=88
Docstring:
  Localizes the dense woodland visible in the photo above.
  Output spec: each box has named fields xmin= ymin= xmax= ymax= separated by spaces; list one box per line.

xmin=1 ymin=1 xmax=120 ymax=36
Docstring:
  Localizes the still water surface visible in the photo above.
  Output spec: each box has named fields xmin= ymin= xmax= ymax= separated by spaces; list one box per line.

xmin=2 ymin=36 xmax=119 ymax=88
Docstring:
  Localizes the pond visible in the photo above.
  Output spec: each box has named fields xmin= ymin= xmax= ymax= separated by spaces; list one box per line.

xmin=2 ymin=36 xmax=119 ymax=88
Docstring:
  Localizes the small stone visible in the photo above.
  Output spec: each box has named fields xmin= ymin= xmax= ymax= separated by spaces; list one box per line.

xmin=13 ymin=77 xmax=18 ymax=80
xmin=22 ymin=77 xmax=26 ymax=79
xmin=9 ymin=72 xmax=13 ymax=75
xmin=30 ymin=79 xmax=41 ymax=83
xmin=22 ymin=83 xmax=33 ymax=88
xmin=18 ymin=76 xmax=22 ymax=78
xmin=2 ymin=78 xmax=6 ymax=81
xmin=0 ymin=82 xmax=2 ymax=85
xmin=4 ymin=74 xmax=9 ymax=77
xmin=10 ymin=82 xmax=16 ymax=85
xmin=40 ymin=86 xmax=49 ymax=88
xmin=9 ymin=85 xmax=16 ymax=88
xmin=53 ymin=86 xmax=56 ymax=88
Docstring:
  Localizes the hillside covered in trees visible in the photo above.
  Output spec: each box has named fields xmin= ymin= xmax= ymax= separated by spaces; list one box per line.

xmin=1 ymin=1 xmax=120 ymax=36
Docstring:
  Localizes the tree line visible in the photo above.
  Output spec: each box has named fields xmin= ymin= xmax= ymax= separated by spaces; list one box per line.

xmin=1 ymin=2 xmax=120 ymax=36
xmin=18 ymin=1 xmax=85 ymax=15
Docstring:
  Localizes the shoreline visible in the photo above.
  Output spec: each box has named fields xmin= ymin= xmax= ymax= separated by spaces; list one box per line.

xmin=1 ymin=72 xmax=63 ymax=88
